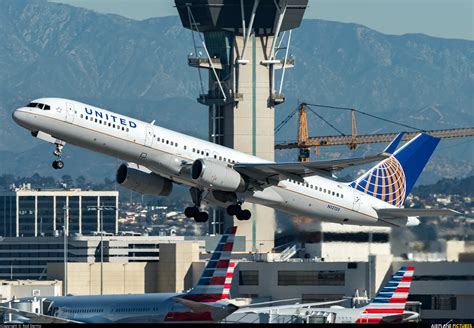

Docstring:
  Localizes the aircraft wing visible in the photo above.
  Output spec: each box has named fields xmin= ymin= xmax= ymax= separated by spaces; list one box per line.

xmin=234 ymin=133 xmax=404 ymax=183
xmin=234 ymin=299 xmax=346 ymax=313
xmin=375 ymin=208 xmax=461 ymax=218
xmin=0 ymin=306 xmax=83 ymax=324
xmin=234 ymin=153 xmax=389 ymax=183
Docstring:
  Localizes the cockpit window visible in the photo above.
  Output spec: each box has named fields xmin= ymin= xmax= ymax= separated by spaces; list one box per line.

xmin=25 ymin=102 xmax=50 ymax=110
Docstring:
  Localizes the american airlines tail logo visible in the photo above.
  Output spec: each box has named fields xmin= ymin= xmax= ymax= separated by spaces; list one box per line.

xmin=350 ymin=156 xmax=406 ymax=207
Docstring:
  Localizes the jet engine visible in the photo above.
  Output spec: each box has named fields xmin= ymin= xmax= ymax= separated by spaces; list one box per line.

xmin=116 ymin=163 xmax=173 ymax=196
xmin=191 ymin=159 xmax=247 ymax=192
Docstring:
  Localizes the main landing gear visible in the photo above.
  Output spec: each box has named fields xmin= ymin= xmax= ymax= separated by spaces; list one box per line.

xmin=226 ymin=204 xmax=251 ymax=221
xmin=52 ymin=143 xmax=64 ymax=170
xmin=184 ymin=188 xmax=209 ymax=223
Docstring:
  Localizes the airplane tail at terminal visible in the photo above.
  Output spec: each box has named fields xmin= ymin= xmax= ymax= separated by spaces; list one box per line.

xmin=349 ymin=133 xmax=440 ymax=207
xmin=356 ymin=266 xmax=415 ymax=324
xmin=183 ymin=226 xmax=237 ymax=303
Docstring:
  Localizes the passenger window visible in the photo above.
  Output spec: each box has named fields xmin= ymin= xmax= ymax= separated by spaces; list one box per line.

xmin=99 ymin=120 xmax=102 ymax=124
xmin=170 ymin=141 xmax=174 ymax=146
xmin=95 ymin=118 xmax=98 ymax=123
xmin=108 ymin=123 xmax=111 ymax=127
xmin=113 ymin=124 xmax=115 ymax=128
xmin=206 ymin=152 xmax=209 ymax=156
xmin=166 ymin=140 xmax=169 ymax=144
xmin=80 ymin=114 xmax=83 ymax=118
xmin=310 ymin=185 xmax=313 ymax=189
xmin=219 ymin=156 xmax=222 ymax=160
xmin=175 ymin=143 xmax=178 ymax=147
xmin=184 ymin=145 xmax=187 ymax=150
xmin=332 ymin=191 xmax=335 ymax=196
xmin=214 ymin=155 xmax=217 ymax=159
xmin=192 ymin=148 xmax=195 ymax=152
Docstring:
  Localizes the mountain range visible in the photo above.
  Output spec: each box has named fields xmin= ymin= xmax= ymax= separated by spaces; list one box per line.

xmin=0 ymin=0 xmax=472 ymax=184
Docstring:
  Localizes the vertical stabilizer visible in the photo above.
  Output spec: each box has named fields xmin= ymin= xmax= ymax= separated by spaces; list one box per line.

xmin=356 ymin=266 xmax=415 ymax=324
xmin=350 ymin=133 xmax=439 ymax=207
xmin=184 ymin=226 xmax=237 ymax=302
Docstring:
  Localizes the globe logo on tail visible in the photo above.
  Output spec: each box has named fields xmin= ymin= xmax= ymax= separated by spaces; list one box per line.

xmin=350 ymin=157 xmax=406 ymax=207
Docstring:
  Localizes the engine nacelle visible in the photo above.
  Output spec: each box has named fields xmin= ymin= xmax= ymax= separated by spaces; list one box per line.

xmin=191 ymin=159 xmax=247 ymax=192
xmin=116 ymin=163 xmax=173 ymax=196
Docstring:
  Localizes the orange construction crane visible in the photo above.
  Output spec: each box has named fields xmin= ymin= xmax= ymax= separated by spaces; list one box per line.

xmin=275 ymin=103 xmax=474 ymax=161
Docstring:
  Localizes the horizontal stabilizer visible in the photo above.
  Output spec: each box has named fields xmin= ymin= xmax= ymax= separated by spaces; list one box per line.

xmin=375 ymin=207 xmax=461 ymax=218
xmin=382 ymin=132 xmax=404 ymax=154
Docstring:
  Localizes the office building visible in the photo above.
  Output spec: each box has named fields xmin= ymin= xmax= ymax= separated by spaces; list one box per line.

xmin=0 ymin=186 xmax=118 ymax=237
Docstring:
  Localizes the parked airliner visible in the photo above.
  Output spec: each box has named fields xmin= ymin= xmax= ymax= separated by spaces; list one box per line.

xmin=12 ymin=98 xmax=458 ymax=225
xmin=1 ymin=227 xmax=239 ymax=323
xmin=230 ymin=266 xmax=418 ymax=324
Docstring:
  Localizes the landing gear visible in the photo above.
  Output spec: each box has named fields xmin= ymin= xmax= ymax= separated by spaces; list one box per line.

xmin=52 ymin=160 xmax=64 ymax=170
xmin=52 ymin=143 xmax=64 ymax=170
xmin=185 ymin=188 xmax=209 ymax=223
xmin=226 ymin=204 xmax=251 ymax=221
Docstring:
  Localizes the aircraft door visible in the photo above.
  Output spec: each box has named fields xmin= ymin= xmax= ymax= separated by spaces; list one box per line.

xmin=145 ymin=126 xmax=154 ymax=148
xmin=352 ymin=190 xmax=362 ymax=211
xmin=65 ymin=102 xmax=75 ymax=123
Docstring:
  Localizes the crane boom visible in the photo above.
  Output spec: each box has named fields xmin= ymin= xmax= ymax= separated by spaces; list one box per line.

xmin=275 ymin=127 xmax=474 ymax=150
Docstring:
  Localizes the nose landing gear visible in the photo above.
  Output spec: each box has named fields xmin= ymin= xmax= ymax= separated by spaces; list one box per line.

xmin=52 ymin=143 xmax=64 ymax=170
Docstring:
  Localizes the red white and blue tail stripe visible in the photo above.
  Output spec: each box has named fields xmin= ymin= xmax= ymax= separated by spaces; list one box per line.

xmin=183 ymin=226 xmax=237 ymax=303
xmin=356 ymin=266 xmax=415 ymax=324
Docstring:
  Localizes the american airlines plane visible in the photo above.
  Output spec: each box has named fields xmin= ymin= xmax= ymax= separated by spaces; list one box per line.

xmin=230 ymin=266 xmax=418 ymax=324
xmin=12 ymin=98 xmax=458 ymax=226
xmin=1 ymin=227 xmax=239 ymax=323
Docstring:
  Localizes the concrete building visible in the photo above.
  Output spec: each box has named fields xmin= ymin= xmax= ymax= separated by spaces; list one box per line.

xmin=47 ymin=241 xmax=204 ymax=295
xmin=175 ymin=0 xmax=308 ymax=252
xmin=0 ymin=186 xmax=119 ymax=237
xmin=0 ymin=280 xmax=62 ymax=302
xmin=0 ymin=235 xmax=201 ymax=281
xmin=295 ymin=221 xmax=392 ymax=262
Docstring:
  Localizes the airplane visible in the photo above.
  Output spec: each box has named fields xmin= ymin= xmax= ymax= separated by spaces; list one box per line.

xmin=12 ymin=98 xmax=459 ymax=225
xmin=229 ymin=266 xmax=419 ymax=324
xmin=0 ymin=227 xmax=239 ymax=323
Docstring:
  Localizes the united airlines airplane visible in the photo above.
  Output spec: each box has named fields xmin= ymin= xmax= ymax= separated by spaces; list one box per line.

xmin=1 ymin=227 xmax=239 ymax=323
xmin=12 ymin=98 xmax=458 ymax=226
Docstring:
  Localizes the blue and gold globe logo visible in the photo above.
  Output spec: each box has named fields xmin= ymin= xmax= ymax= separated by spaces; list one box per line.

xmin=350 ymin=157 xmax=406 ymax=207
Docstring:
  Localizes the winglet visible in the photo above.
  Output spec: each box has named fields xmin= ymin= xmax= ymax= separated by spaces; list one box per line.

xmin=383 ymin=132 xmax=404 ymax=155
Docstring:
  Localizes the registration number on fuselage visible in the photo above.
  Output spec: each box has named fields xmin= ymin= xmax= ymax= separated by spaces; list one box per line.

xmin=327 ymin=204 xmax=341 ymax=212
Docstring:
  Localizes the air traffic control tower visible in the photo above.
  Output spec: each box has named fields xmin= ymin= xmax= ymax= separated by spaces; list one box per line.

xmin=175 ymin=0 xmax=308 ymax=252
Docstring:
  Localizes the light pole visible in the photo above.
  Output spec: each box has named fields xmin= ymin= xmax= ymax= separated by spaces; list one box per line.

xmin=87 ymin=204 xmax=116 ymax=295
xmin=62 ymin=204 xmax=69 ymax=296
xmin=63 ymin=225 xmax=68 ymax=296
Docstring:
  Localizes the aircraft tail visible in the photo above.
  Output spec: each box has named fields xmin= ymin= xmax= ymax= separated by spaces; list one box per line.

xmin=183 ymin=226 xmax=237 ymax=303
xmin=349 ymin=133 xmax=440 ymax=207
xmin=356 ymin=266 xmax=415 ymax=324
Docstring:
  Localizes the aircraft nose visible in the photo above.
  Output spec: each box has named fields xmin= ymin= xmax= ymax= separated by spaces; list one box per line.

xmin=12 ymin=108 xmax=29 ymax=127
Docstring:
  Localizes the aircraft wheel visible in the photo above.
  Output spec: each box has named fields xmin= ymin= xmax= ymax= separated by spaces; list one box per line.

xmin=236 ymin=209 xmax=251 ymax=221
xmin=226 ymin=204 xmax=241 ymax=216
xmin=56 ymin=160 xmax=64 ymax=169
xmin=195 ymin=211 xmax=209 ymax=223
xmin=184 ymin=206 xmax=200 ymax=218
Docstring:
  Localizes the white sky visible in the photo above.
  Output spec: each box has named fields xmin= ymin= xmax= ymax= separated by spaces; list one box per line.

xmin=49 ymin=0 xmax=473 ymax=40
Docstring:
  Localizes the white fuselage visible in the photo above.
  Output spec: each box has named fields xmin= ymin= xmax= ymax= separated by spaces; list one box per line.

xmin=13 ymin=98 xmax=397 ymax=227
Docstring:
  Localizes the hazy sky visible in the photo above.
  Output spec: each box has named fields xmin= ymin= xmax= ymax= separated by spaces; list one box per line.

xmin=49 ymin=0 xmax=473 ymax=40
